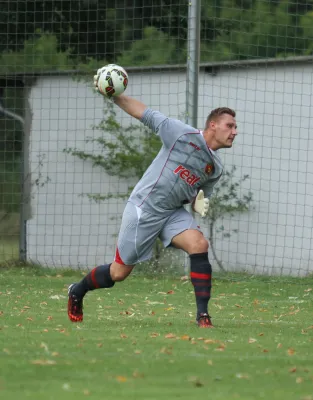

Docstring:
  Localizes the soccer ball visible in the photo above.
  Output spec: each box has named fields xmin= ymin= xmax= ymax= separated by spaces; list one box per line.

xmin=96 ymin=64 xmax=128 ymax=97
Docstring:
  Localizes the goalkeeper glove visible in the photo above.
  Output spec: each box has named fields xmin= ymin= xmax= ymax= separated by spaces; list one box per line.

xmin=194 ymin=190 xmax=209 ymax=218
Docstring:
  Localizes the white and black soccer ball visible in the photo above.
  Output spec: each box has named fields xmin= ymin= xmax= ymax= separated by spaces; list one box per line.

xmin=96 ymin=64 xmax=128 ymax=97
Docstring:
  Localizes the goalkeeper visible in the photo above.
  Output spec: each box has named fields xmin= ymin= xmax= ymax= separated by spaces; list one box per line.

xmin=68 ymin=73 xmax=238 ymax=328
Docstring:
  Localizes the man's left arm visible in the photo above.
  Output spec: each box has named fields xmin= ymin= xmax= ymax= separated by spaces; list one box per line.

xmin=192 ymin=176 xmax=221 ymax=217
xmin=192 ymin=190 xmax=210 ymax=218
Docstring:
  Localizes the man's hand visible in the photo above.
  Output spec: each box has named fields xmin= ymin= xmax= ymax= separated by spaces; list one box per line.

xmin=93 ymin=68 xmax=146 ymax=119
xmin=93 ymin=69 xmax=101 ymax=93
xmin=194 ymin=190 xmax=209 ymax=218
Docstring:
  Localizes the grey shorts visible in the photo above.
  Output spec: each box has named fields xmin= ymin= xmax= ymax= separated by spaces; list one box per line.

xmin=114 ymin=201 xmax=202 ymax=265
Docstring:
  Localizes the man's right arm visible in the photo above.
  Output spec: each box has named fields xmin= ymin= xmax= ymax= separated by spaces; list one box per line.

xmin=113 ymin=94 xmax=147 ymax=120
xmin=113 ymin=94 xmax=186 ymax=149
xmin=114 ymin=97 xmax=170 ymax=141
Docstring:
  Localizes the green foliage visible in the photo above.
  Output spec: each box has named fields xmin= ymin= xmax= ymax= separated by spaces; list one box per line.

xmin=206 ymin=166 xmax=253 ymax=271
xmin=64 ymin=100 xmax=162 ymax=202
xmin=300 ymin=11 xmax=313 ymax=54
xmin=201 ymin=0 xmax=312 ymax=61
xmin=117 ymin=27 xmax=185 ymax=66
xmin=2 ymin=0 xmax=313 ymax=68
xmin=208 ymin=166 xmax=253 ymax=223
xmin=0 ymin=34 xmax=74 ymax=74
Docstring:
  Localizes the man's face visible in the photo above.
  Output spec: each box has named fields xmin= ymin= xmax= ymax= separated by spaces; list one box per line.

xmin=210 ymin=113 xmax=237 ymax=148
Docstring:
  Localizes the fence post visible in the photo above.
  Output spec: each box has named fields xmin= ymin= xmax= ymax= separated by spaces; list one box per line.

xmin=184 ymin=0 xmax=201 ymax=274
xmin=186 ymin=0 xmax=201 ymax=127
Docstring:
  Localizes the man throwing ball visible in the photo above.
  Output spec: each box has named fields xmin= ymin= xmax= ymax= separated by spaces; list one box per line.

xmin=68 ymin=66 xmax=238 ymax=328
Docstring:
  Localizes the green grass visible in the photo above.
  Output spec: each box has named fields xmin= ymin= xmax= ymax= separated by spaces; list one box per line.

xmin=1 ymin=267 xmax=313 ymax=400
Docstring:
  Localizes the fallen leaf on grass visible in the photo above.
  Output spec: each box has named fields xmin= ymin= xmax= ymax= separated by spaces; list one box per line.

xmin=165 ymin=333 xmax=176 ymax=339
xmin=288 ymin=348 xmax=296 ymax=356
xmin=277 ymin=343 xmax=283 ymax=348
xmin=180 ymin=335 xmax=191 ymax=341
xmin=160 ymin=347 xmax=172 ymax=354
xmin=236 ymin=373 xmax=249 ymax=379
xmin=31 ymin=359 xmax=56 ymax=365
xmin=40 ymin=342 xmax=49 ymax=353
xmin=150 ymin=332 xmax=159 ymax=338
xmin=289 ymin=367 xmax=297 ymax=373
xmin=116 ymin=376 xmax=127 ymax=382
xmin=248 ymin=338 xmax=257 ymax=344
xmin=120 ymin=334 xmax=128 ymax=339
xmin=167 ymin=290 xmax=175 ymax=294
xmin=304 ymin=288 xmax=312 ymax=292
xmin=133 ymin=370 xmax=144 ymax=378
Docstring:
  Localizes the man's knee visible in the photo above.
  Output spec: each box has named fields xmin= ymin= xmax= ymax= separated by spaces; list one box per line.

xmin=110 ymin=262 xmax=134 ymax=282
xmin=188 ymin=237 xmax=209 ymax=255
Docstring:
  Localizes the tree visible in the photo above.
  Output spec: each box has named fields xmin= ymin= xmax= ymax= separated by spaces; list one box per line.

xmin=1 ymin=0 xmax=312 ymax=68
xmin=201 ymin=0 xmax=312 ymax=61
xmin=205 ymin=166 xmax=253 ymax=271
xmin=0 ymin=35 xmax=74 ymax=74
xmin=117 ymin=27 xmax=185 ymax=67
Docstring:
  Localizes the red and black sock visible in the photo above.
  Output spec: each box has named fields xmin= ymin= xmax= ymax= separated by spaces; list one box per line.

xmin=72 ymin=264 xmax=115 ymax=298
xmin=190 ymin=252 xmax=212 ymax=318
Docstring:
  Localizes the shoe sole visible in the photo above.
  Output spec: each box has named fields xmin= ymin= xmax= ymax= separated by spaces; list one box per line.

xmin=67 ymin=283 xmax=83 ymax=323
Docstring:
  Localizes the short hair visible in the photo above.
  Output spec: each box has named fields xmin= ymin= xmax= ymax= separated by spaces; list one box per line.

xmin=205 ymin=107 xmax=236 ymax=129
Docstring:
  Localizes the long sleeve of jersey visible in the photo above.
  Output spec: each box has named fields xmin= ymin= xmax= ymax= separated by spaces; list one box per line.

xmin=140 ymin=108 xmax=195 ymax=148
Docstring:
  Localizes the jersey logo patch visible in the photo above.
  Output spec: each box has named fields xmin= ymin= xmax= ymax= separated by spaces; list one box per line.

xmin=205 ymin=163 xmax=214 ymax=175
xmin=173 ymin=165 xmax=200 ymax=186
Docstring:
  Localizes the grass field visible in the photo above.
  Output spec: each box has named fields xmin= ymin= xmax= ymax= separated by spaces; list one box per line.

xmin=1 ymin=267 xmax=313 ymax=400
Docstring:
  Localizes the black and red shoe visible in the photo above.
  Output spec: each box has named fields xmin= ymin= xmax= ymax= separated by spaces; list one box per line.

xmin=67 ymin=284 xmax=83 ymax=322
xmin=197 ymin=313 xmax=213 ymax=328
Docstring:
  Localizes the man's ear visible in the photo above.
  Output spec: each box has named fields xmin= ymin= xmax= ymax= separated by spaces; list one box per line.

xmin=209 ymin=120 xmax=216 ymax=130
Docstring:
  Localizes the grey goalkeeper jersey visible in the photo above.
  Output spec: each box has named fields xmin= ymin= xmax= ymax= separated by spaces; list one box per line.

xmin=128 ymin=108 xmax=224 ymax=216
